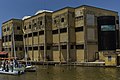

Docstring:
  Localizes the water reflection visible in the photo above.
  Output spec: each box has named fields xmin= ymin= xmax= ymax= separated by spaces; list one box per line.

xmin=0 ymin=65 xmax=120 ymax=80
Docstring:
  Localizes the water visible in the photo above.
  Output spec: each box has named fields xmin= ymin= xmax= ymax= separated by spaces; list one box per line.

xmin=0 ymin=65 xmax=120 ymax=80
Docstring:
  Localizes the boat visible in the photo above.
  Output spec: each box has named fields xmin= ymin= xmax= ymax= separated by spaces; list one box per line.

xmin=0 ymin=66 xmax=24 ymax=75
xmin=25 ymin=64 xmax=36 ymax=72
xmin=0 ymin=58 xmax=25 ymax=75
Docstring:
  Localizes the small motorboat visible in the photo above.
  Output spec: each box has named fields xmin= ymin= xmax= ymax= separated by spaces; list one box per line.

xmin=0 ymin=58 xmax=25 ymax=75
xmin=25 ymin=64 xmax=36 ymax=72
xmin=0 ymin=67 xmax=25 ymax=75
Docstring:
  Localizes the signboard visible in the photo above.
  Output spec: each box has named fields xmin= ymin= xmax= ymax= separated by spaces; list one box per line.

xmin=101 ymin=25 xmax=115 ymax=31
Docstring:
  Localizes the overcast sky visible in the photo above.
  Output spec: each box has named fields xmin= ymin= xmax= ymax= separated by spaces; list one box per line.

xmin=0 ymin=0 xmax=119 ymax=38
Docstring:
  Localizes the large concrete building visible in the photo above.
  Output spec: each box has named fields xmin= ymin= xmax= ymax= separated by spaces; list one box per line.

xmin=2 ymin=19 xmax=24 ymax=59
xmin=1 ymin=5 xmax=120 ymax=66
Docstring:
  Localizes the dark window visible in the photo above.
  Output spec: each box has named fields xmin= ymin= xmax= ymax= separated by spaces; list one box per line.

xmin=28 ymin=33 xmax=32 ymax=37
xmin=70 ymin=45 xmax=74 ymax=49
xmin=76 ymin=45 xmax=84 ymax=49
xmin=61 ymin=18 xmax=64 ymax=22
xmin=33 ymin=23 xmax=37 ymax=26
xmin=33 ymin=32 xmax=38 ymax=36
xmin=39 ymin=31 xmax=44 ymax=35
xmin=29 ymin=25 xmax=31 ymax=29
xmin=75 ymin=27 xmax=83 ymax=32
xmin=108 ymin=56 xmax=112 ymax=61
xmin=15 ymin=47 xmax=18 ymax=51
xmin=19 ymin=47 xmax=23 ymax=51
xmin=4 ymin=28 xmax=6 ymax=32
xmin=14 ymin=35 xmax=23 ymax=41
xmin=5 ymin=36 xmax=7 ymax=42
xmin=116 ymin=20 xmax=119 ymax=24
xmin=29 ymin=47 xmax=32 ymax=50
xmin=40 ymin=46 xmax=44 ymax=50
xmin=2 ymin=48 xmax=4 ymax=51
xmin=47 ymin=46 xmax=51 ymax=50
xmin=61 ymin=45 xmax=67 ymax=49
xmin=9 ymin=35 xmax=11 ymax=41
xmin=17 ymin=26 xmax=20 ymax=30
xmin=60 ymin=28 xmax=67 ymax=33
xmin=7 ymin=27 xmax=9 ymax=31
xmin=75 ymin=16 xmax=83 ymax=20
xmin=33 ymin=47 xmax=38 ymax=50
xmin=24 ymin=26 xmax=26 ymax=30
xmin=2 ymin=36 xmax=4 ymax=42
xmin=52 ymin=29 xmax=58 ymax=34
xmin=54 ymin=20 xmax=56 ymax=24
xmin=24 ymin=34 xmax=27 ymax=38
xmin=40 ymin=21 xmax=42 ymax=25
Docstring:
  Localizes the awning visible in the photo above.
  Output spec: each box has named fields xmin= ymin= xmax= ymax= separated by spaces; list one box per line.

xmin=0 ymin=52 xmax=8 ymax=55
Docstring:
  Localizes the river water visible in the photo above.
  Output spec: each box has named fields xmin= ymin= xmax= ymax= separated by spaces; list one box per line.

xmin=0 ymin=65 xmax=120 ymax=80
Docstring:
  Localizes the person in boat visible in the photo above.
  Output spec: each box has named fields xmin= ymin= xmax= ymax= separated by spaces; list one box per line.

xmin=14 ymin=59 xmax=19 ymax=68
xmin=5 ymin=61 xmax=9 ymax=72
xmin=10 ymin=60 xmax=13 ymax=72
xmin=2 ymin=60 xmax=6 ymax=71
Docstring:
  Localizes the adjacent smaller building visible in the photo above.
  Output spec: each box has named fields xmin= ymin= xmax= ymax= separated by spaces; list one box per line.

xmin=2 ymin=19 xmax=24 ymax=59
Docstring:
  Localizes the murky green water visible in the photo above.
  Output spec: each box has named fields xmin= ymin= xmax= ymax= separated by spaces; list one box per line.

xmin=0 ymin=65 xmax=120 ymax=80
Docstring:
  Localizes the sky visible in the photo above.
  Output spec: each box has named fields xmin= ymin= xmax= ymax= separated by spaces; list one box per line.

xmin=0 ymin=0 xmax=120 ymax=38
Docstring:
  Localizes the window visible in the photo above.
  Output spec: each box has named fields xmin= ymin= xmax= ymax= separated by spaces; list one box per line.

xmin=70 ymin=45 xmax=74 ymax=49
xmin=52 ymin=29 xmax=58 ymax=34
xmin=75 ymin=16 xmax=83 ymax=20
xmin=33 ymin=23 xmax=37 ymax=27
xmin=2 ymin=48 xmax=4 ymax=51
xmin=29 ymin=25 xmax=31 ymax=29
xmin=39 ymin=31 xmax=44 ymax=35
xmin=108 ymin=56 xmax=112 ymax=61
xmin=33 ymin=47 xmax=38 ymax=50
xmin=75 ymin=27 xmax=83 ymax=32
xmin=7 ymin=27 xmax=9 ymax=31
xmin=14 ymin=35 xmax=23 ymax=41
xmin=116 ymin=20 xmax=119 ymax=24
xmin=60 ymin=28 xmax=67 ymax=33
xmin=9 ymin=35 xmax=11 ymax=41
xmin=24 ymin=34 xmax=27 ymax=38
xmin=76 ymin=45 xmax=84 ymax=49
xmin=61 ymin=18 xmax=64 ymax=22
xmin=47 ymin=46 xmax=51 ymax=50
xmin=2 ymin=36 xmax=4 ymax=42
xmin=33 ymin=32 xmax=38 ymax=36
xmin=28 ymin=33 xmax=32 ymax=37
xmin=40 ymin=46 xmax=44 ymax=50
xmin=19 ymin=47 xmax=23 ymax=51
xmin=40 ymin=21 xmax=42 ymax=25
xmin=17 ymin=26 xmax=20 ymax=30
xmin=61 ymin=45 xmax=67 ymax=49
xmin=15 ymin=47 xmax=18 ymax=51
xmin=24 ymin=26 xmax=26 ymax=30
xmin=54 ymin=20 xmax=56 ymax=24
xmin=29 ymin=47 xmax=32 ymax=50
xmin=4 ymin=28 xmax=6 ymax=32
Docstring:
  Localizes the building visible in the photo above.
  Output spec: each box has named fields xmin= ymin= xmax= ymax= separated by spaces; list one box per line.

xmin=2 ymin=19 xmax=24 ymax=59
xmin=52 ymin=7 xmax=75 ymax=62
xmin=75 ymin=5 xmax=119 ymax=65
xmin=23 ymin=10 xmax=53 ymax=61
xmin=1 ymin=5 xmax=120 ymax=66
